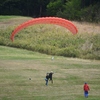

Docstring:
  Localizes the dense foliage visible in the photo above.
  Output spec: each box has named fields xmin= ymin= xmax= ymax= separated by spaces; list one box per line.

xmin=0 ymin=0 xmax=100 ymax=22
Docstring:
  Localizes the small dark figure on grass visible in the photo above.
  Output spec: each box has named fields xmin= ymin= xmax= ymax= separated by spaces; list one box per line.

xmin=83 ymin=82 xmax=90 ymax=98
xmin=45 ymin=73 xmax=49 ymax=86
xmin=48 ymin=71 xmax=54 ymax=84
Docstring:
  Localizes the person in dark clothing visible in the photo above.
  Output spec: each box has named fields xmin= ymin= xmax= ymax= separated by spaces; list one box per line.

xmin=83 ymin=82 xmax=90 ymax=98
xmin=49 ymin=71 xmax=54 ymax=84
xmin=45 ymin=73 xmax=49 ymax=85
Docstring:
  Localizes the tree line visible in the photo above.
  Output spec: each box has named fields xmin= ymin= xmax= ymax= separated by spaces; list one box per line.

xmin=0 ymin=0 xmax=100 ymax=22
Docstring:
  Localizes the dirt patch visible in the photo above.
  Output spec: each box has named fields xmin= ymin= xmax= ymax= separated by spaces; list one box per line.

xmin=73 ymin=21 xmax=100 ymax=34
xmin=0 ymin=17 xmax=32 ymax=29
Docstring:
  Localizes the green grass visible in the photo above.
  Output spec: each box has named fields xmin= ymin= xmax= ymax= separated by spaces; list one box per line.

xmin=0 ymin=46 xmax=100 ymax=100
xmin=0 ymin=15 xmax=25 ymax=21
xmin=0 ymin=15 xmax=16 ymax=19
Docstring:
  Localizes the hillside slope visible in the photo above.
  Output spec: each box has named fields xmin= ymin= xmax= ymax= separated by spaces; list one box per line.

xmin=0 ymin=16 xmax=100 ymax=59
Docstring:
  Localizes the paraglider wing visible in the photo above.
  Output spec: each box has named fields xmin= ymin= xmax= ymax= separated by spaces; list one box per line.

xmin=10 ymin=17 xmax=78 ymax=41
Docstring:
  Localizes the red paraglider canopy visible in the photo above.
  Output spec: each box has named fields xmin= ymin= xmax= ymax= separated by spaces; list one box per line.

xmin=10 ymin=17 xmax=78 ymax=41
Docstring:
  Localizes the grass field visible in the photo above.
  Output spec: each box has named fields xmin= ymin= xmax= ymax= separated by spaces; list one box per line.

xmin=0 ymin=46 xmax=100 ymax=100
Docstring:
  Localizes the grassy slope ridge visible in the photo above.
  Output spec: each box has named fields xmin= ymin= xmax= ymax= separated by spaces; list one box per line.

xmin=0 ymin=16 xmax=100 ymax=59
xmin=0 ymin=45 xmax=100 ymax=100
